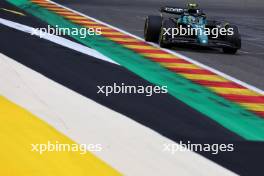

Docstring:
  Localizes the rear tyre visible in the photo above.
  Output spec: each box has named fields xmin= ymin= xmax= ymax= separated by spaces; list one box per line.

xmin=144 ymin=15 xmax=162 ymax=42
xmin=222 ymin=25 xmax=241 ymax=54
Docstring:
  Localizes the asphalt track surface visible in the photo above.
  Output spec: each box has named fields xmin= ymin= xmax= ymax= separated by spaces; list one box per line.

xmin=53 ymin=0 xmax=264 ymax=90
xmin=0 ymin=1 xmax=241 ymax=141
xmin=1 ymin=1 xmax=264 ymax=175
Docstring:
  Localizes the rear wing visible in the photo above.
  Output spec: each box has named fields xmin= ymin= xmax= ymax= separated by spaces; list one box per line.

xmin=160 ymin=7 xmax=186 ymax=15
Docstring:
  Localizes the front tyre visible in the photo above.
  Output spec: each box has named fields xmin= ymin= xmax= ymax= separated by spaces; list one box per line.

xmin=144 ymin=15 xmax=162 ymax=42
xmin=222 ymin=25 xmax=241 ymax=54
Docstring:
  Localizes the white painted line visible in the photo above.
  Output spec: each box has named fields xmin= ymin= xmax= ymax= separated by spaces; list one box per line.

xmin=0 ymin=53 xmax=236 ymax=176
xmin=49 ymin=0 xmax=264 ymax=95
xmin=0 ymin=17 xmax=119 ymax=65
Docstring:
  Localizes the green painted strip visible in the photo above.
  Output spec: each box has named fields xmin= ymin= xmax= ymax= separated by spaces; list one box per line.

xmin=7 ymin=0 xmax=264 ymax=140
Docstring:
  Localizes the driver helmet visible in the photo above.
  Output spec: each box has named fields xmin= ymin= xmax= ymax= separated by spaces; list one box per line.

xmin=186 ymin=3 xmax=199 ymax=15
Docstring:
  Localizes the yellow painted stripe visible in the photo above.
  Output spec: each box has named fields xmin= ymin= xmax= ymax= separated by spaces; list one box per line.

xmin=101 ymin=32 xmax=124 ymax=35
xmin=137 ymin=48 xmax=161 ymax=51
xmin=65 ymin=16 xmax=87 ymax=20
xmin=55 ymin=11 xmax=77 ymax=15
xmin=142 ymin=53 xmax=176 ymax=59
xmin=108 ymin=37 xmax=139 ymax=42
xmin=161 ymin=63 xmax=200 ymax=69
xmin=46 ymin=7 xmax=70 ymax=11
xmin=209 ymin=87 xmax=259 ymax=96
xmin=181 ymin=74 xmax=228 ymax=82
xmin=123 ymin=45 xmax=158 ymax=50
xmin=239 ymin=103 xmax=264 ymax=112
xmin=0 ymin=96 xmax=121 ymax=176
